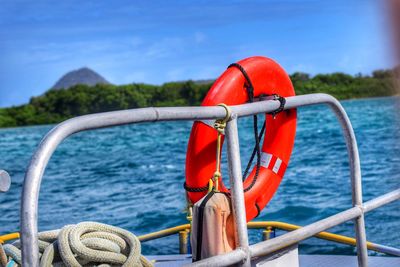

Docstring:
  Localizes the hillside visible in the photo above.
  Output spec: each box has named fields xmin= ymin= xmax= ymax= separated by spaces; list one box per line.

xmin=0 ymin=69 xmax=397 ymax=128
xmin=52 ymin=67 xmax=110 ymax=90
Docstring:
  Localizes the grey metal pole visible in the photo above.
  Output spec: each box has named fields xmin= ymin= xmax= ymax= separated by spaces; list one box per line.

xmin=363 ymin=188 xmax=400 ymax=212
xmin=248 ymin=188 xmax=400 ymax=258
xmin=326 ymin=99 xmax=369 ymax=267
xmin=225 ymin=116 xmax=251 ymax=266
xmin=250 ymin=206 xmax=363 ymax=257
xmin=187 ymin=248 xmax=247 ymax=267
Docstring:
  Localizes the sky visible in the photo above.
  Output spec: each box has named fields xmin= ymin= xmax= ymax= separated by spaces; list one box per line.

xmin=0 ymin=0 xmax=394 ymax=107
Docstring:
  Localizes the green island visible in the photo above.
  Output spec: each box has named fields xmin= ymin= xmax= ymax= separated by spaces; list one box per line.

xmin=0 ymin=70 xmax=397 ymax=128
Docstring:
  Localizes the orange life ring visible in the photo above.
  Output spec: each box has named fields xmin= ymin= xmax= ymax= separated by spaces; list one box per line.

xmin=185 ymin=56 xmax=297 ymax=221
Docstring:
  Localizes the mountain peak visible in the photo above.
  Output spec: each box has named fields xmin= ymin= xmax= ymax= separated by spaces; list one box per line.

xmin=52 ymin=67 xmax=110 ymax=90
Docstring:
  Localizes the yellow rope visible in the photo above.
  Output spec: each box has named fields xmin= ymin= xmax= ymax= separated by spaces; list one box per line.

xmin=0 ymin=233 xmax=19 ymax=244
xmin=209 ymin=103 xmax=231 ymax=192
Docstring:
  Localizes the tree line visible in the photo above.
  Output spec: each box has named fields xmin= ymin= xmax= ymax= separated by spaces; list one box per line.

xmin=0 ymin=69 xmax=397 ymax=128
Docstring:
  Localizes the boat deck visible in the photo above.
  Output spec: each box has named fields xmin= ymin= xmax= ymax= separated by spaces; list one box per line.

xmin=147 ymin=254 xmax=400 ymax=267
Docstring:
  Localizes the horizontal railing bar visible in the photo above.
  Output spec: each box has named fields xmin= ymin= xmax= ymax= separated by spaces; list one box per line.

xmin=250 ymin=207 xmax=363 ymax=258
xmin=372 ymin=243 xmax=400 ymax=257
xmin=137 ymin=218 xmax=400 ymax=257
xmin=247 ymin=221 xmax=400 ymax=257
xmin=187 ymin=188 xmax=400 ymax=266
xmin=29 ymin=93 xmax=337 ymax=135
xmin=249 ymin=188 xmax=400 ymax=258
xmin=363 ymin=188 xmax=400 ymax=212
xmin=233 ymin=93 xmax=339 ymax=118
xmin=187 ymin=248 xmax=248 ymax=267
xmin=6 ymin=213 xmax=400 ymax=256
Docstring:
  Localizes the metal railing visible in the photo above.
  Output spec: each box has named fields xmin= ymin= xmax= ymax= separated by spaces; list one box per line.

xmin=140 ymin=220 xmax=400 ymax=257
xmin=5 ymin=220 xmax=400 ymax=256
xmin=18 ymin=93 xmax=400 ymax=266
xmin=136 ymin=221 xmax=400 ymax=257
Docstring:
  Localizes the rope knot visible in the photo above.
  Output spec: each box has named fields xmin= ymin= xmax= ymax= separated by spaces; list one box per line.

xmin=213 ymin=171 xmax=222 ymax=180
xmin=213 ymin=121 xmax=226 ymax=134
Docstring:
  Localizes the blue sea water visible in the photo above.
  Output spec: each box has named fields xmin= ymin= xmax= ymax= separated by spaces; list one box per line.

xmin=0 ymin=96 xmax=399 ymax=256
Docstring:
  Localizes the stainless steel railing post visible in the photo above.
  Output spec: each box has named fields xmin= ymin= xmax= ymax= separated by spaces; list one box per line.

xmin=225 ymin=116 xmax=251 ymax=266
xmin=327 ymin=100 xmax=368 ymax=267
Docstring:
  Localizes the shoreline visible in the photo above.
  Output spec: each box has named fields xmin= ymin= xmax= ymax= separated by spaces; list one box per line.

xmin=0 ymin=94 xmax=398 ymax=130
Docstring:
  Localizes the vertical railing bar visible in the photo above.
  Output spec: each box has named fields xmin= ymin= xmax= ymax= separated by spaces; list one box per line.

xmin=327 ymin=100 xmax=368 ymax=266
xmin=225 ymin=115 xmax=251 ymax=267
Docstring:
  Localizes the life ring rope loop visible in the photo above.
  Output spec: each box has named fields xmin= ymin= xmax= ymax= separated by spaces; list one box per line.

xmin=227 ymin=63 xmax=255 ymax=102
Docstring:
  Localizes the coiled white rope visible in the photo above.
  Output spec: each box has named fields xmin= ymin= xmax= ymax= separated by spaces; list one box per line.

xmin=3 ymin=222 xmax=153 ymax=267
